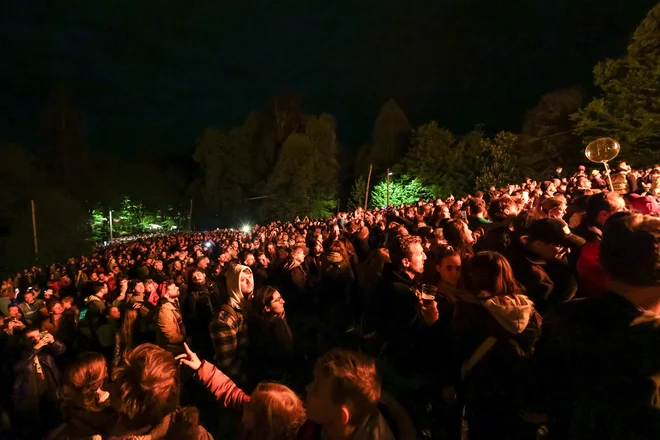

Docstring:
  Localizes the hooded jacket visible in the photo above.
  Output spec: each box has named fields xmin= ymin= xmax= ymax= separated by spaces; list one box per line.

xmin=452 ymin=291 xmax=542 ymax=428
xmin=209 ymin=264 xmax=253 ymax=384
xmin=225 ymin=264 xmax=253 ymax=312
xmin=453 ymin=292 xmax=541 ymax=360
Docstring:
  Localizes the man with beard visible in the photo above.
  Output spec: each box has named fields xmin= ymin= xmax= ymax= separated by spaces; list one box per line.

xmin=183 ymin=269 xmax=219 ymax=359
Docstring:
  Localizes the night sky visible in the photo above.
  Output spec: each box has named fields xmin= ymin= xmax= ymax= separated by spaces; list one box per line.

xmin=0 ymin=0 xmax=656 ymax=154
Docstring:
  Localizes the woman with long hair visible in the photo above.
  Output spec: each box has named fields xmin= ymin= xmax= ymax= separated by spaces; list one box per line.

xmin=49 ymin=352 xmax=117 ymax=439
xmin=113 ymin=308 xmax=139 ymax=369
xmin=247 ymin=286 xmax=294 ymax=388
xmin=452 ymin=251 xmax=542 ymax=440
xmin=442 ymin=220 xmax=474 ymax=261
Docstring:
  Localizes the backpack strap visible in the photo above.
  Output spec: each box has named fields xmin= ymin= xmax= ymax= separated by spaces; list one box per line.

xmin=461 ymin=336 xmax=497 ymax=380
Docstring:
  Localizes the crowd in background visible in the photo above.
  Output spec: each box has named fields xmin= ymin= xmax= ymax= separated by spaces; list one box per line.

xmin=0 ymin=159 xmax=659 ymax=439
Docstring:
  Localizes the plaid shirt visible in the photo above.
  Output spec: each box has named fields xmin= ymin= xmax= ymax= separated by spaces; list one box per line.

xmin=209 ymin=306 xmax=248 ymax=384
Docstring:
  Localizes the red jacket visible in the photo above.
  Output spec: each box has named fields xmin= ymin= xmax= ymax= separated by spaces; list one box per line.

xmin=194 ymin=360 xmax=250 ymax=409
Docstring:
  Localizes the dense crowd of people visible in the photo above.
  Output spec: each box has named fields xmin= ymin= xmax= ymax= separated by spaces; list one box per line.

xmin=0 ymin=159 xmax=659 ymax=439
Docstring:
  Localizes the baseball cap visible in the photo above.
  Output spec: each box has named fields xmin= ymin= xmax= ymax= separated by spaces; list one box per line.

xmin=528 ymin=218 xmax=585 ymax=248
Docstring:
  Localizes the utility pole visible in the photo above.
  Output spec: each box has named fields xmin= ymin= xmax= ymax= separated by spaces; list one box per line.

xmin=109 ymin=209 xmax=113 ymax=241
xmin=386 ymin=168 xmax=390 ymax=206
xmin=31 ymin=200 xmax=38 ymax=263
xmin=188 ymin=198 xmax=193 ymax=231
xmin=364 ymin=164 xmax=373 ymax=210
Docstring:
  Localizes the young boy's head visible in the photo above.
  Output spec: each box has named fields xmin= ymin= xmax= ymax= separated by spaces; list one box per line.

xmin=305 ymin=349 xmax=381 ymax=428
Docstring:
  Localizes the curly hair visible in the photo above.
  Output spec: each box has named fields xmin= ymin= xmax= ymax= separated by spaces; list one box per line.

xmin=387 ymin=234 xmax=422 ymax=268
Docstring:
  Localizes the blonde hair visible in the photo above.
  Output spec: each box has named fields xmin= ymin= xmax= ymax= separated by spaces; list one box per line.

xmin=243 ymin=383 xmax=306 ymax=440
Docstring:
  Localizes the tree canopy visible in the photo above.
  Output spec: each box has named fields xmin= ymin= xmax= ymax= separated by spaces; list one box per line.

xmin=359 ymin=99 xmax=411 ymax=174
xmin=517 ymin=87 xmax=586 ymax=177
xmin=370 ymin=176 xmax=434 ymax=208
xmin=572 ymin=4 xmax=660 ymax=162
xmin=262 ymin=114 xmax=340 ymax=220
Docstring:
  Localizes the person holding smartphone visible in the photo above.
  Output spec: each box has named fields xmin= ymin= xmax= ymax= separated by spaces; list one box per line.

xmin=12 ymin=327 xmax=66 ymax=438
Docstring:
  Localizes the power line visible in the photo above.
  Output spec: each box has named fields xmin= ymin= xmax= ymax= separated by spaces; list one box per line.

xmin=512 ymin=128 xmax=578 ymax=145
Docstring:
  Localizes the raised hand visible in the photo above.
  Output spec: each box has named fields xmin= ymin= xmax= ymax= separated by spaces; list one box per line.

xmin=175 ymin=342 xmax=202 ymax=371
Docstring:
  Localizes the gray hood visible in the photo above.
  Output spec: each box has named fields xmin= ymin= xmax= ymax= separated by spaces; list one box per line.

xmin=482 ymin=294 xmax=534 ymax=334
xmin=225 ymin=264 xmax=253 ymax=310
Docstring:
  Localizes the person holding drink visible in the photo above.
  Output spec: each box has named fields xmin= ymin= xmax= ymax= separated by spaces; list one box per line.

xmin=370 ymin=234 xmax=442 ymax=433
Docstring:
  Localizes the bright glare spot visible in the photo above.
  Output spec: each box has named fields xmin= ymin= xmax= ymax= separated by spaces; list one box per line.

xmin=205 ymin=242 xmax=213 ymax=247
xmin=149 ymin=224 xmax=163 ymax=229
xmin=171 ymin=226 xmax=177 ymax=230
xmin=241 ymin=225 xmax=251 ymax=233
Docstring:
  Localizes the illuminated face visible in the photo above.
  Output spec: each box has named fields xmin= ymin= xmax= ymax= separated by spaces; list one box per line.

xmin=51 ymin=303 xmax=64 ymax=315
xmin=108 ymin=307 xmax=121 ymax=320
xmin=548 ymin=204 xmax=567 ymax=219
xmin=404 ymin=243 xmax=427 ymax=275
xmin=26 ymin=330 xmax=42 ymax=346
xmin=244 ymin=254 xmax=255 ymax=266
xmin=192 ymin=271 xmax=206 ymax=285
xmin=134 ymin=282 xmax=145 ymax=294
xmin=239 ymin=271 xmax=253 ymax=296
xmin=166 ymin=284 xmax=180 ymax=299
xmin=266 ymin=290 xmax=285 ymax=315
xmin=437 ymin=255 xmax=461 ymax=287
xmin=292 ymin=249 xmax=306 ymax=264
xmin=257 ymin=255 xmax=269 ymax=267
